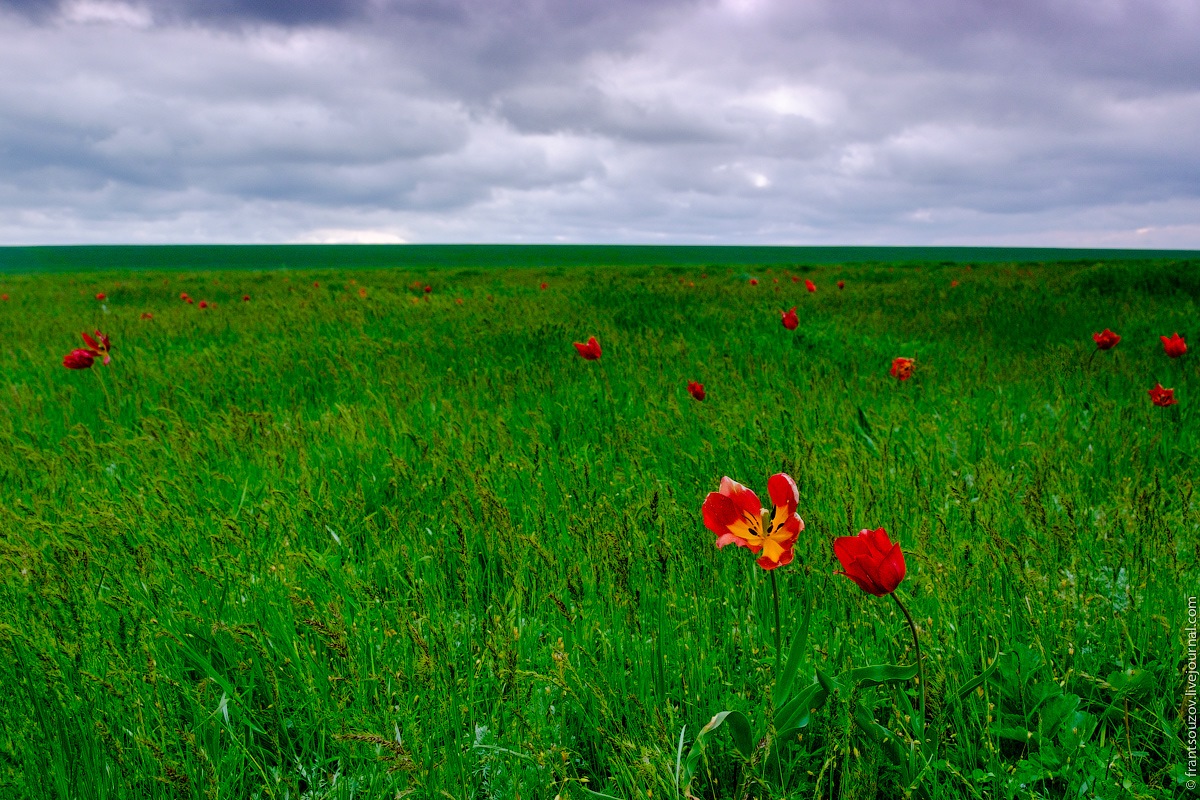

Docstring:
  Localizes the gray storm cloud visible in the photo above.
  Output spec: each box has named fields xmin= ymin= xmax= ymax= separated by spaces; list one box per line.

xmin=0 ymin=0 xmax=1198 ymax=245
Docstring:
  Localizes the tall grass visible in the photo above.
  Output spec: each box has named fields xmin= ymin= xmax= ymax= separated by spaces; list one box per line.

xmin=0 ymin=259 xmax=1195 ymax=798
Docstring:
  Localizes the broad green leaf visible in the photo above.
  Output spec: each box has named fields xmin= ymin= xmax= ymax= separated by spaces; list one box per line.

xmin=678 ymin=710 xmax=755 ymax=791
xmin=841 ymin=662 xmax=919 ymax=688
xmin=774 ymin=596 xmax=813 ymax=704
xmin=948 ymin=645 xmax=1003 ymax=704
xmin=775 ymin=680 xmax=831 ymax=733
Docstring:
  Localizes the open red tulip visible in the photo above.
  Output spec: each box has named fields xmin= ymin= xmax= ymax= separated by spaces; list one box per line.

xmin=780 ymin=306 xmax=798 ymax=330
xmin=63 ymin=348 xmax=96 ymax=369
xmin=687 ymin=381 xmax=706 ymax=401
xmin=890 ymin=357 xmax=915 ymax=381
xmin=1148 ymin=383 xmax=1177 ymax=407
xmin=80 ymin=331 xmax=112 ymax=365
xmin=1092 ymin=329 xmax=1120 ymax=350
xmin=702 ymin=474 xmax=803 ymax=570
xmin=834 ymin=528 xmax=906 ymax=596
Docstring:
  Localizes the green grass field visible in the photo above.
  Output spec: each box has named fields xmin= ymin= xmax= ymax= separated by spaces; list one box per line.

xmin=0 ymin=253 xmax=1197 ymax=799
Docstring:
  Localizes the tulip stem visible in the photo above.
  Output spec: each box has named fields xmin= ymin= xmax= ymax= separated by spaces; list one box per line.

xmin=769 ymin=570 xmax=782 ymax=669
xmin=890 ymin=592 xmax=926 ymax=724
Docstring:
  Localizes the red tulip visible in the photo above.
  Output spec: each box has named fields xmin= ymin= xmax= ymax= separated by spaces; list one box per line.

xmin=140 ymin=312 xmax=153 ymax=320
xmin=950 ymin=279 xmax=959 ymax=288
xmin=573 ymin=336 xmax=602 ymax=360
xmin=1 ymin=294 xmax=8 ymax=301
xmin=780 ymin=306 xmax=798 ymax=330
xmin=749 ymin=278 xmax=758 ymax=286
xmin=180 ymin=292 xmax=190 ymax=302
xmin=837 ymin=280 xmax=845 ymax=290
xmin=791 ymin=276 xmax=799 ymax=283
xmin=242 ymin=295 xmax=250 ymax=302
xmin=1148 ymin=382 xmax=1177 ymax=407
xmin=80 ymin=331 xmax=112 ymax=365
xmin=702 ymin=474 xmax=803 ymax=570
xmin=540 ymin=282 xmax=548 ymax=290
xmin=1092 ymin=329 xmax=1120 ymax=350
xmin=890 ymin=357 xmax=915 ymax=381
xmin=1161 ymin=332 xmax=1187 ymax=358
xmin=199 ymin=300 xmax=209 ymax=309
xmin=63 ymin=348 xmax=96 ymax=369
xmin=455 ymin=297 xmax=463 ymax=305
xmin=187 ymin=297 xmax=195 ymax=304
xmin=834 ymin=527 xmax=906 ymax=596
xmin=687 ymin=381 xmax=706 ymax=401
xmin=424 ymin=285 xmax=432 ymax=294
xmin=804 ymin=279 xmax=816 ymax=293
xmin=359 ymin=288 xmax=368 ymax=298
xmin=314 ymin=282 xmax=320 ymax=288
xmin=773 ymin=278 xmax=779 ymax=284
xmin=96 ymin=292 xmax=106 ymax=301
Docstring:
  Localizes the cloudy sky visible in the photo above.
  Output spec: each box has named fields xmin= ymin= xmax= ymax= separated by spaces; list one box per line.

xmin=2 ymin=0 xmax=1199 ymax=246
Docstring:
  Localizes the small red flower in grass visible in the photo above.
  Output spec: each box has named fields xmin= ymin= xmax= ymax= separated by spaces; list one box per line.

xmin=424 ymin=285 xmax=432 ymax=294
xmin=773 ymin=278 xmax=779 ymax=284
xmin=540 ymin=282 xmax=548 ymax=290
xmin=180 ymin=292 xmax=190 ymax=302
xmin=1161 ymin=332 xmax=1187 ymax=358
xmin=199 ymin=300 xmax=209 ymax=309
xmin=140 ymin=312 xmax=153 ymax=320
xmin=804 ymin=279 xmax=816 ymax=293
xmin=780 ymin=306 xmax=798 ymax=330
xmin=187 ymin=297 xmax=194 ymax=304
xmin=837 ymin=280 xmax=845 ymax=290
xmin=81 ymin=331 xmax=112 ymax=365
xmin=455 ymin=297 xmax=463 ymax=305
xmin=1148 ymin=383 xmax=1177 ymax=407
xmin=314 ymin=282 xmax=320 ymax=288
xmin=573 ymin=336 xmax=602 ymax=360
xmin=96 ymin=292 xmax=106 ymax=301
xmin=63 ymin=348 xmax=96 ymax=369
xmin=749 ymin=278 xmax=758 ymax=286
xmin=792 ymin=276 xmax=799 ymax=283
xmin=687 ymin=381 xmax=706 ymax=401
xmin=242 ymin=295 xmax=250 ymax=302
xmin=834 ymin=527 xmax=906 ymax=596
xmin=702 ymin=474 xmax=803 ymax=570
xmin=890 ymin=357 xmax=915 ymax=381
xmin=359 ymin=288 xmax=368 ymax=298
xmin=951 ymin=279 xmax=959 ymax=288
xmin=1 ymin=294 xmax=8 ymax=301
xmin=1092 ymin=329 xmax=1120 ymax=350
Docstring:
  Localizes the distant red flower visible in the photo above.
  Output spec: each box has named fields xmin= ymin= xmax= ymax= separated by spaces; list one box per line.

xmin=199 ymin=300 xmax=209 ymax=309
xmin=792 ymin=276 xmax=799 ymax=283
xmin=951 ymin=279 xmax=959 ymax=288
xmin=573 ymin=336 xmax=602 ymax=361
xmin=140 ymin=312 xmax=153 ymax=320
xmin=773 ymin=278 xmax=778 ymax=284
xmin=424 ymin=285 xmax=432 ymax=294
xmin=749 ymin=278 xmax=759 ymax=286
xmin=702 ymin=473 xmax=803 ymax=570
xmin=687 ymin=381 xmax=706 ymax=401
xmin=455 ymin=297 xmax=463 ymax=305
xmin=187 ymin=297 xmax=194 ymax=304
xmin=358 ymin=287 xmax=368 ymax=298
xmin=834 ymin=527 xmax=906 ymax=596
xmin=780 ymin=306 xmax=798 ymax=330
xmin=1 ymin=294 xmax=8 ymax=301
xmin=804 ymin=279 xmax=816 ymax=293
xmin=1161 ymin=332 xmax=1187 ymax=358
xmin=1148 ymin=382 xmax=1177 ymax=407
xmin=96 ymin=292 xmax=107 ymax=301
xmin=63 ymin=348 xmax=96 ymax=370
xmin=540 ymin=282 xmax=548 ymax=290
xmin=180 ymin=292 xmax=190 ymax=302
xmin=242 ymin=295 xmax=250 ymax=302
xmin=313 ymin=282 xmax=320 ymax=288
xmin=837 ymin=280 xmax=845 ymax=290
xmin=1092 ymin=329 xmax=1120 ymax=350
xmin=890 ymin=357 xmax=915 ymax=381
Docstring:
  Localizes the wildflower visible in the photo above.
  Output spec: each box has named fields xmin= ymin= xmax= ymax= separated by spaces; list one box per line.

xmin=96 ymin=292 xmax=107 ymax=301
xmin=749 ymin=278 xmax=759 ymax=286
xmin=199 ymin=300 xmax=209 ymax=309
xmin=804 ymin=279 xmax=816 ymax=293
xmin=780 ymin=306 xmax=798 ymax=331
xmin=951 ymin=280 xmax=959 ymax=288
xmin=455 ymin=297 xmax=463 ymax=305
xmin=837 ymin=280 xmax=845 ymax=290
xmin=359 ymin=288 xmax=368 ymax=298
xmin=242 ymin=295 xmax=250 ymax=302
xmin=81 ymin=331 xmax=112 ymax=365
xmin=1161 ymin=332 xmax=1187 ymax=358
xmin=424 ymin=285 xmax=432 ymax=294
xmin=140 ymin=312 xmax=153 ymax=320
xmin=833 ymin=528 xmax=906 ymax=596
xmin=540 ymin=282 xmax=548 ymax=290
xmin=792 ymin=276 xmax=799 ymax=283
xmin=687 ymin=381 xmax=706 ymax=401
xmin=1092 ymin=329 xmax=1120 ymax=350
xmin=314 ymin=282 xmax=320 ymax=288
xmin=1148 ymin=383 xmax=1177 ymax=407
xmin=702 ymin=474 xmax=803 ymax=570
xmin=180 ymin=292 xmax=190 ymax=302
xmin=63 ymin=349 xmax=96 ymax=369
xmin=890 ymin=357 xmax=915 ymax=381
xmin=573 ymin=336 xmax=602 ymax=361
xmin=1 ymin=294 xmax=8 ymax=301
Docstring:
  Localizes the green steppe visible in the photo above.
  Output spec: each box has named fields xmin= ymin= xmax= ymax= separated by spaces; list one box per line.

xmin=0 ymin=250 xmax=1197 ymax=799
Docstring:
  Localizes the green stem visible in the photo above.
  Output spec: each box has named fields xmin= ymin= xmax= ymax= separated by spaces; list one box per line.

xmin=770 ymin=570 xmax=782 ymax=670
xmin=890 ymin=592 xmax=926 ymax=724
